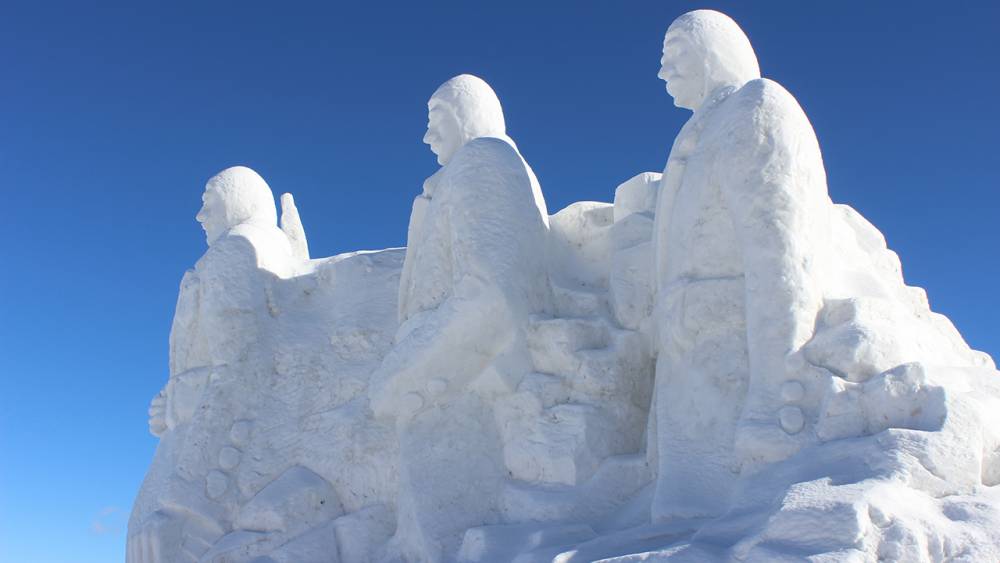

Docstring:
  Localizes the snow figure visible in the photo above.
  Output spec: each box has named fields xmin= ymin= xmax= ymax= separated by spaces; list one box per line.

xmin=167 ymin=167 xmax=297 ymax=386
xmin=649 ymin=8 xmax=827 ymax=520
xmin=128 ymin=166 xmax=297 ymax=562
xmin=645 ymin=10 xmax=1000 ymax=559
xmin=369 ymin=74 xmax=551 ymax=561
xmin=130 ymin=165 xmax=404 ymax=562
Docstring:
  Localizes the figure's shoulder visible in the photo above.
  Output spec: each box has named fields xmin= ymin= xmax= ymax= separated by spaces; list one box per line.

xmin=195 ymin=232 xmax=257 ymax=273
xmin=449 ymin=136 xmax=521 ymax=172
xmin=723 ymin=78 xmax=812 ymax=137
xmin=443 ymin=137 xmax=528 ymax=195
xmin=441 ymin=137 xmax=537 ymax=217
xmin=732 ymin=78 xmax=798 ymax=113
xmin=212 ymin=226 xmax=262 ymax=255
xmin=198 ymin=224 xmax=292 ymax=275
xmin=462 ymin=136 xmax=518 ymax=155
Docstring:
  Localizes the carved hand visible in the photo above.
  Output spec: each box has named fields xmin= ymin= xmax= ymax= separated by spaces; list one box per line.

xmin=148 ymin=388 xmax=167 ymax=437
xmin=126 ymin=510 xmax=175 ymax=563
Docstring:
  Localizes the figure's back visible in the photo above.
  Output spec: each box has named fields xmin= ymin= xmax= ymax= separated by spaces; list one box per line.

xmin=440 ymin=137 xmax=549 ymax=312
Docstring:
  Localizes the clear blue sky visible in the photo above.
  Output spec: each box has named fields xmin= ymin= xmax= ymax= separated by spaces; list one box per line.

xmin=1 ymin=2 xmax=997 ymax=561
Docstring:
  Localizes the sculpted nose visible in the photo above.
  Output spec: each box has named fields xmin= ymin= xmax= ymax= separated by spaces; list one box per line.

xmin=423 ymin=128 xmax=435 ymax=145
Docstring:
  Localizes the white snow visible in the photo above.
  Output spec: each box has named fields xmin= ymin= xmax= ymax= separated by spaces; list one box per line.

xmin=129 ymin=11 xmax=1000 ymax=562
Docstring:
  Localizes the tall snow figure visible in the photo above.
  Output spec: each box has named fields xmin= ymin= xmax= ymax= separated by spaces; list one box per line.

xmin=128 ymin=167 xmax=295 ymax=563
xmin=650 ymin=10 xmax=831 ymax=520
xmin=370 ymin=75 xmax=550 ymax=561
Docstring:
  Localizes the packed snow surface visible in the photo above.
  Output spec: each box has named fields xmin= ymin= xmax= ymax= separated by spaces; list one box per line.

xmin=129 ymin=11 xmax=1000 ymax=563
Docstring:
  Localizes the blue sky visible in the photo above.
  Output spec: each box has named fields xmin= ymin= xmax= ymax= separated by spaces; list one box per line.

xmin=1 ymin=1 xmax=997 ymax=561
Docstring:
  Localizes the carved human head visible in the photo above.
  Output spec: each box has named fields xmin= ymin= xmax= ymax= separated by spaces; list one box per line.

xmin=423 ymin=74 xmax=506 ymax=166
xmin=197 ymin=166 xmax=278 ymax=245
xmin=658 ymin=10 xmax=761 ymax=111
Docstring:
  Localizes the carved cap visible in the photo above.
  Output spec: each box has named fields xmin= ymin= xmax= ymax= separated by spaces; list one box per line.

xmin=204 ymin=165 xmax=278 ymax=230
xmin=430 ymin=74 xmax=506 ymax=145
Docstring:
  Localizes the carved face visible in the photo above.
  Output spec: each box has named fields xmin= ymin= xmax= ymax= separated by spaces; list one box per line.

xmin=658 ymin=33 xmax=704 ymax=111
xmin=659 ymin=11 xmax=762 ymax=112
xmin=423 ymin=101 xmax=463 ymax=166
xmin=196 ymin=187 xmax=228 ymax=246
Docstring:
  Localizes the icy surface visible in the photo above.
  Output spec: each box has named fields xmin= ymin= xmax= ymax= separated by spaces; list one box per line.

xmin=130 ymin=13 xmax=1000 ymax=563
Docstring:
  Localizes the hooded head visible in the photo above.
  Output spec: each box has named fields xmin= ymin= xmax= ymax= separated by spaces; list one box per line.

xmin=423 ymin=74 xmax=507 ymax=166
xmin=658 ymin=10 xmax=761 ymax=111
xmin=197 ymin=166 xmax=278 ymax=246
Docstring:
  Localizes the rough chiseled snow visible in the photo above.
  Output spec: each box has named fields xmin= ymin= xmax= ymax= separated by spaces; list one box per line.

xmin=128 ymin=10 xmax=1000 ymax=563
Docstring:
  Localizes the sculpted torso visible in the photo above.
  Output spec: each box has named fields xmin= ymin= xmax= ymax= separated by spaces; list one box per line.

xmin=658 ymin=79 xmax=825 ymax=289
xmin=170 ymin=224 xmax=290 ymax=375
xmin=657 ymin=105 xmax=743 ymax=287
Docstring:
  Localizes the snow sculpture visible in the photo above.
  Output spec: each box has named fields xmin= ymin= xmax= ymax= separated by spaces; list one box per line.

xmin=649 ymin=8 xmax=827 ymax=520
xmin=129 ymin=166 xmax=296 ymax=561
xmin=369 ymin=74 xmax=551 ymax=562
xmin=639 ymin=9 xmax=1000 ymax=559
xmin=130 ymin=12 xmax=1000 ymax=561
xmin=129 ymin=167 xmax=403 ymax=563
xmin=149 ymin=166 xmax=295 ymax=441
